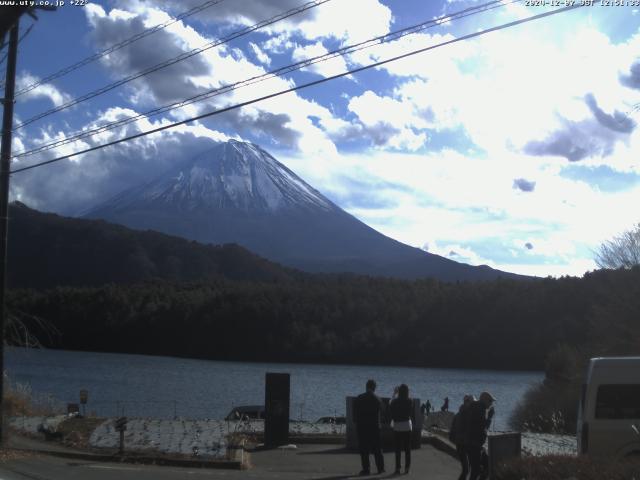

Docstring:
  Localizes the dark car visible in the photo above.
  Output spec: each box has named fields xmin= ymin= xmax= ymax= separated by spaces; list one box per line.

xmin=225 ymin=405 xmax=265 ymax=421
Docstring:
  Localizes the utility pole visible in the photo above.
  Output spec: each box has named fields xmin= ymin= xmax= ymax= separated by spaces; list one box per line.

xmin=0 ymin=6 xmax=55 ymax=446
xmin=0 ymin=18 xmax=19 ymax=446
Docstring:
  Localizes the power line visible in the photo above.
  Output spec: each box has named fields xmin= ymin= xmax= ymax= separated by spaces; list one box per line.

xmin=0 ymin=0 xmax=227 ymax=94
xmin=12 ymin=0 xmax=332 ymax=131
xmin=10 ymin=4 xmax=583 ymax=175
xmin=12 ymin=0 xmax=515 ymax=160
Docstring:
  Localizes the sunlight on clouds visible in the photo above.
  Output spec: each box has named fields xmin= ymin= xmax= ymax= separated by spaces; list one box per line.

xmin=281 ymin=145 xmax=640 ymax=277
xmin=349 ymin=31 xmax=474 ymax=79
xmin=363 ymin=17 xmax=639 ymax=164
xmin=293 ymin=0 xmax=392 ymax=44
xmin=348 ymin=91 xmax=428 ymax=150
xmin=17 ymin=73 xmax=72 ymax=108
xmin=292 ymin=42 xmax=348 ymax=78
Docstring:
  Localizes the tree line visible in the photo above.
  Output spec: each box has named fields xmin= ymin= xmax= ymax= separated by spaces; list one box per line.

xmin=7 ymin=266 xmax=640 ymax=373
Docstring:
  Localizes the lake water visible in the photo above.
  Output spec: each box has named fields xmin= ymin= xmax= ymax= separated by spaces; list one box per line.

xmin=4 ymin=347 xmax=543 ymax=430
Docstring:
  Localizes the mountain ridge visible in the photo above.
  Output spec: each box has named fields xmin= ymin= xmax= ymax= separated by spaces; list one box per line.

xmin=7 ymin=201 xmax=299 ymax=289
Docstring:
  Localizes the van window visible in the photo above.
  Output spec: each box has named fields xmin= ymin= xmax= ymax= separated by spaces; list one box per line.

xmin=595 ymin=384 xmax=640 ymax=419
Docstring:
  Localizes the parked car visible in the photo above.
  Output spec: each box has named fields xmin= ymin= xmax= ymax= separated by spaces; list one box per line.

xmin=316 ymin=415 xmax=346 ymax=425
xmin=577 ymin=357 xmax=640 ymax=458
xmin=225 ymin=405 xmax=265 ymax=421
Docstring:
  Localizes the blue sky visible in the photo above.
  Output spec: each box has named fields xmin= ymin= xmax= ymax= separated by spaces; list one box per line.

xmin=5 ymin=0 xmax=640 ymax=277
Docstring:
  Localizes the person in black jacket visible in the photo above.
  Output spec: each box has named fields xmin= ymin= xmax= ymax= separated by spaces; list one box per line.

xmin=354 ymin=379 xmax=385 ymax=475
xmin=465 ymin=391 xmax=495 ymax=480
xmin=389 ymin=383 xmax=413 ymax=475
xmin=449 ymin=394 xmax=474 ymax=480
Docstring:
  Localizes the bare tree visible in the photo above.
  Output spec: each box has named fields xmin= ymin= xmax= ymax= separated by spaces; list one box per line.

xmin=595 ymin=223 xmax=640 ymax=269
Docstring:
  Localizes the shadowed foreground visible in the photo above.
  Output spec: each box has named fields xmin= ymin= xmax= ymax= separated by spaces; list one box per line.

xmin=0 ymin=437 xmax=460 ymax=480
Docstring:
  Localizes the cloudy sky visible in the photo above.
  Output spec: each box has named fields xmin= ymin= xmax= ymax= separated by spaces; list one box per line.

xmin=5 ymin=0 xmax=640 ymax=277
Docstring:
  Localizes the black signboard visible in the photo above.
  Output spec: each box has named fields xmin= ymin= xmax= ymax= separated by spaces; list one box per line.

xmin=264 ymin=372 xmax=290 ymax=447
xmin=115 ymin=416 xmax=128 ymax=432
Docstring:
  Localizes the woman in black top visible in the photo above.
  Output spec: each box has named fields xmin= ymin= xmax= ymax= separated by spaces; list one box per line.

xmin=389 ymin=383 xmax=413 ymax=474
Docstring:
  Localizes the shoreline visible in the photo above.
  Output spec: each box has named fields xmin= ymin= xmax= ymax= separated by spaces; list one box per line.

xmin=5 ymin=345 xmax=546 ymax=374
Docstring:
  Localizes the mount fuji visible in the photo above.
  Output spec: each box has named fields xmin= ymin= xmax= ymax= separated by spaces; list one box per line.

xmin=83 ymin=140 xmax=520 ymax=281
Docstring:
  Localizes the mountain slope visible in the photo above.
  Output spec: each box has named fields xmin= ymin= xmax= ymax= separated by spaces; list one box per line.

xmin=7 ymin=202 xmax=297 ymax=289
xmin=84 ymin=140 xmax=522 ymax=281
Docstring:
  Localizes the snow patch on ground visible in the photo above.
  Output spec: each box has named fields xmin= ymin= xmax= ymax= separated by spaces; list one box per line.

xmin=9 ymin=415 xmax=70 ymax=434
xmin=11 ymin=415 xmax=574 ymax=459
xmin=521 ymin=432 xmax=577 ymax=456
xmin=88 ymin=419 xmax=345 ymax=458
xmin=90 ymin=418 xmax=229 ymax=458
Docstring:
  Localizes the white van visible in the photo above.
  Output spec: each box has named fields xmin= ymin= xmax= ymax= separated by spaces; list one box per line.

xmin=577 ymin=357 xmax=640 ymax=458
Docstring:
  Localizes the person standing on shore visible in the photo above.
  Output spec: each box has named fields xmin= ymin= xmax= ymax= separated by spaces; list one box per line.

xmin=441 ymin=396 xmax=449 ymax=412
xmin=354 ymin=379 xmax=385 ymax=476
xmin=465 ymin=391 xmax=495 ymax=480
xmin=449 ymin=394 xmax=474 ymax=480
xmin=390 ymin=383 xmax=413 ymax=475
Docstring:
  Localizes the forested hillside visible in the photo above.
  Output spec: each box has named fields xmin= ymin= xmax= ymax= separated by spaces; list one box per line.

xmin=8 ymin=267 xmax=640 ymax=371
xmin=7 ymin=202 xmax=298 ymax=287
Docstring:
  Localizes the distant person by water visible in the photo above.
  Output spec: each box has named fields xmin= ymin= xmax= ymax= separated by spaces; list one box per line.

xmin=449 ymin=394 xmax=475 ymax=480
xmin=424 ymin=399 xmax=432 ymax=416
xmin=390 ymin=383 xmax=413 ymax=475
xmin=441 ymin=396 xmax=449 ymax=412
xmin=465 ymin=391 xmax=495 ymax=480
xmin=354 ymin=379 xmax=385 ymax=475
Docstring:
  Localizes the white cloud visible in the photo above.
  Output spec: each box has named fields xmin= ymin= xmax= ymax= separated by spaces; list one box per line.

xmin=10 ymin=107 xmax=231 ymax=215
xmin=278 ymin=145 xmax=640 ymax=277
xmin=82 ymin=2 xmax=352 ymax=157
xmin=290 ymin=0 xmax=392 ymax=44
xmin=291 ymin=41 xmax=348 ymax=78
xmin=17 ymin=73 xmax=72 ymax=108
xmin=347 ymin=90 xmax=428 ymax=150
xmin=136 ymin=0 xmax=392 ymax=44
xmin=261 ymin=34 xmax=295 ymax=54
xmin=249 ymin=42 xmax=271 ymax=65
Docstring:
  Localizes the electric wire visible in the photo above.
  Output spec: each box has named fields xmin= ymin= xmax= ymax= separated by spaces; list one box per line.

xmin=0 ymin=0 xmax=227 ymax=94
xmin=10 ymin=4 xmax=584 ymax=175
xmin=12 ymin=0 xmax=332 ymax=131
xmin=12 ymin=0 xmax=516 ymax=160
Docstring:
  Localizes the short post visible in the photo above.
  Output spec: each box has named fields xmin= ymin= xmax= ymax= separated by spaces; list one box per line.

xmin=79 ymin=389 xmax=88 ymax=417
xmin=115 ymin=417 xmax=127 ymax=455
xmin=488 ymin=432 xmax=521 ymax=479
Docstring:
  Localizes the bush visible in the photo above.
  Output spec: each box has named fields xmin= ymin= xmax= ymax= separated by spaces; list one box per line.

xmin=3 ymin=374 xmax=61 ymax=417
xmin=508 ymin=380 xmax=580 ymax=434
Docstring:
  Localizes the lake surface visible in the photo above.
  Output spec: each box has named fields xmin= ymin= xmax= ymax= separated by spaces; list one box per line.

xmin=5 ymin=347 xmax=543 ymax=430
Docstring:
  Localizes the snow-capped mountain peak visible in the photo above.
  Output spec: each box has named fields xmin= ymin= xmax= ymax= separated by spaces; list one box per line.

xmin=83 ymin=140 xmax=521 ymax=282
xmin=134 ymin=140 xmax=334 ymax=213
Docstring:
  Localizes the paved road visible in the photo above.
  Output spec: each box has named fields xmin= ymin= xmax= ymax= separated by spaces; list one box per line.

xmin=0 ymin=443 xmax=460 ymax=480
